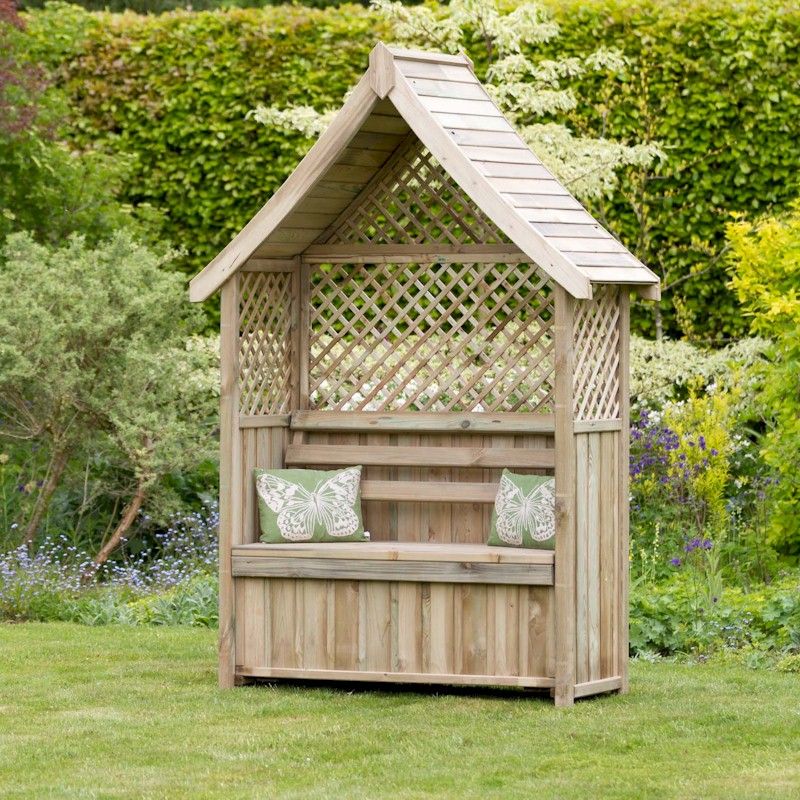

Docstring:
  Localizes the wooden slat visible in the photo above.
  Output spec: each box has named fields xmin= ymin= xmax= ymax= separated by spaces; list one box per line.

xmin=493 ymin=178 xmax=571 ymax=195
xmin=232 ymin=555 xmax=554 ymax=586
xmin=573 ymin=675 xmax=622 ymax=698
xmin=573 ymin=419 xmax=622 ymax=433
xmin=361 ymin=479 xmax=497 ymax=503
xmin=239 ymin=414 xmax=291 ymax=429
xmin=285 ymin=443 xmax=555 ymax=469
xmin=409 ymin=78 xmax=488 ymax=100
xmin=291 ymin=410 xmax=555 ymax=434
xmin=233 ymin=541 xmax=554 ymax=565
xmin=237 ymin=666 xmax=554 ymax=689
xmin=460 ymin=145 xmax=541 ymax=164
xmin=419 ymin=96 xmax=499 ymax=116
xmin=476 ymin=162 xmax=553 ymax=180
xmin=504 ymin=193 xmax=584 ymax=210
xmin=301 ymin=243 xmax=525 ymax=263
xmin=433 ymin=112 xmax=514 ymax=132
xmin=549 ymin=237 xmax=626 ymax=253
xmin=396 ymin=60 xmax=476 ymax=82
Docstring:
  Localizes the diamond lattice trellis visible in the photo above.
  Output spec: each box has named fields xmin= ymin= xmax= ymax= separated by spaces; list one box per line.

xmin=573 ymin=286 xmax=621 ymax=420
xmin=238 ymin=271 xmax=293 ymax=415
xmin=326 ymin=139 xmax=506 ymax=246
xmin=308 ymin=261 xmax=554 ymax=412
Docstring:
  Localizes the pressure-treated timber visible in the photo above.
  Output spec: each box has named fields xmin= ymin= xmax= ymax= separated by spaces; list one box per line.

xmin=218 ymin=278 xmax=241 ymax=688
xmin=233 ymin=542 xmax=554 ymax=563
xmin=291 ymin=410 xmax=555 ymax=434
xmin=195 ymin=42 xmax=657 ymax=703
xmin=285 ymin=443 xmax=555 ymax=469
xmin=237 ymin=667 xmax=554 ymax=689
xmin=233 ymin=555 xmax=553 ymax=586
xmin=553 ymin=286 xmax=577 ymax=706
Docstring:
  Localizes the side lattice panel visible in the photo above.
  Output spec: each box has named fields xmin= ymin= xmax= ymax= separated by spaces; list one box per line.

xmin=308 ymin=261 xmax=554 ymax=413
xmin=238 ymin=271 xmax=294 ymax=416
xmin=573 ymin=286 xmax=621 ymax=421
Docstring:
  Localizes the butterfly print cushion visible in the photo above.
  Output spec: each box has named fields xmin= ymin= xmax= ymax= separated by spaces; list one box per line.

xmin=488 ymin=470 xmax=556 ymax=550
xmin=254 ymin=466 xmax=367 ymax=543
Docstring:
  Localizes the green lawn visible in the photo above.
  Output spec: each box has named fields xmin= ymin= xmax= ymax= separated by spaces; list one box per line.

xmin=0 ymin=624 xmax=798 ymax=799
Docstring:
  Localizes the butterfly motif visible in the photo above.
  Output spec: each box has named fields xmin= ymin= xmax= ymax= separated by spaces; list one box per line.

xmin=255 ymin=467 xmax=361 ymax=541
xmin=494 ymin=475 xmax=555 ymax=546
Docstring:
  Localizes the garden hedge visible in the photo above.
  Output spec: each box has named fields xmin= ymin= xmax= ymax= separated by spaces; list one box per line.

xmin=25 ymin=0 xmax=800 ymax=338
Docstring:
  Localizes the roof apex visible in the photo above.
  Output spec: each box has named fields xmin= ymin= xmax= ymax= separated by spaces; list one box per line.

xmin=190 ymin=42 xmax=659 ymax=303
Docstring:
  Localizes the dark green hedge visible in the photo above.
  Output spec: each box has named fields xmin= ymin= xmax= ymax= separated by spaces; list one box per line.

xmin=28 ymin=0 xmax=800 ymax=338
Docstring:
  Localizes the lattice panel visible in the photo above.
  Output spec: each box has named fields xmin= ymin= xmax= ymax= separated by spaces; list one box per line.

xmin=308 ymin=262 xmax=554 ymax=412
xmin=573 ymin=286 xmax=621 ymax=420
xmin=326 ymin=139 xmax=506 ymax=246
xmin=238 ymin=271 xmax=293 ymax=416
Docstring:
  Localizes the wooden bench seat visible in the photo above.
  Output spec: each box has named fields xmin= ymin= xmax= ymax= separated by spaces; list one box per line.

xmin=232 ymin=541 xmax=554 ymax=586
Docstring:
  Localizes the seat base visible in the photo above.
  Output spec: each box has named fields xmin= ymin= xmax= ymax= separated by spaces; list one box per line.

xmin=232 ymin=541 xmax=554 ymax=585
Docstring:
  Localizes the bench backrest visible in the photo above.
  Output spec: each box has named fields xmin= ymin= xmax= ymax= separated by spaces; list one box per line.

xmin=239 ymin=411 xmax=554 ymax=545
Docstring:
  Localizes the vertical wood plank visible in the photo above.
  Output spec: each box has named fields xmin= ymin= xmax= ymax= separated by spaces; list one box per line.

xmin=575 ymin=434 xmax=589 ymax=684
xmin=554 ymin=285 xmax=577 ymax=706
xmin=396 ymin=583 xmax=423 ymax=672
xmin=527 ymin=587 xmax=550 ymax=677
xmin=587 ymin=433 xmax=601 ymax=681
xmin=302 ymin=580 xmax=327 ymax=669
xmin=218 ymin=277 xmax=241 ymax=688
xmin=335 ymin=580 xmax=359 ymax=671
xmin=270 ymin=578 xmax=297 ymax=669
xmin=460 ymin=585 xmax=487 ymax=675
xmin=600 ymin=432 xmax=616 ymax=679
xmin=364 ymin=581 xmax=392 ymax=671
xmin=428 ymin=584 xmax=454 ymax=674
xmin=243 ymin=578 xmax=266 ymax=668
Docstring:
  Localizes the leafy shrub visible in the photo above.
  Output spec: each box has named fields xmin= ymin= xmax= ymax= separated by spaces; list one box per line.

xmin=631 ymin=570 xmax=800 ymax=661
xmin=0 ymin=232 xmax=217 ymax=552
xmin=727 ymin=203 xmax=800 ymax=555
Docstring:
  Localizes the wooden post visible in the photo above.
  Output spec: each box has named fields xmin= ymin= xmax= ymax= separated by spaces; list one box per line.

xmin=298 ymin=259 xmax=311 ymax=411
xmin=219 ymin=277 xmax=242 ymax=688
xmin=553 ymin=285 xmax=577 ymax=707
xmin=617 ymin=290 xmax=631 ymax=692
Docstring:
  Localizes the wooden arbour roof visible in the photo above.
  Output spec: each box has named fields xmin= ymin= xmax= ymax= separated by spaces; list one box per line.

xmin=190 ymin=44 xmax=660 ymax=302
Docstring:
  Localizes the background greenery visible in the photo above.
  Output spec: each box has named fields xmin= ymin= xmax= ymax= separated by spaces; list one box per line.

xmin=22 ymin=0 xmax=800 ymax=339
xmin=1 ymin=0 xmax=799 ymax=674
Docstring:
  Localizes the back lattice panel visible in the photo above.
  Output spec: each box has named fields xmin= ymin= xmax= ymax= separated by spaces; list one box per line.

xmin=573 ymin=286 xmax=621 ymax=420
xmin=238 ymin=271 xmax=293 ymax=416
xmin=308 ymin=262 xmax=554 ymax=412
xmin=326 ymin=139 xmax=506 ymax=246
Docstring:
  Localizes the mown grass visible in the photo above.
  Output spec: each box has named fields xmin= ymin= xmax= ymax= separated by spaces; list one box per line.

xmin=0 ymin=624 xmax=798 ymax=799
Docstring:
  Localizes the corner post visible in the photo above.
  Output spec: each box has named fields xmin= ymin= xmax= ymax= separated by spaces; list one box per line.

xmin=554 ymin=285 xmax=577 ymax=706
xmin=219 ymin=276 xmax=242 ymax=688
xmin=617 ymin=290 xmax=631 ymax=692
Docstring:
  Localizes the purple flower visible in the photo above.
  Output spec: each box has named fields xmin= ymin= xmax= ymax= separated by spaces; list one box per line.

xmin=670 ymin=557 xmax=682 ymax=567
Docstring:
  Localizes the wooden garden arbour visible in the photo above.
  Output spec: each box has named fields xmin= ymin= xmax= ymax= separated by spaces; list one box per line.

xmin=191 ymin=44 xmax=660 ymax=705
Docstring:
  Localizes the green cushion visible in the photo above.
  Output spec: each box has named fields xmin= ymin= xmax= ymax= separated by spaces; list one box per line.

xmin=254 ymin=466 xmax=367 ymax=543
xmin=488 ymin=470 xmax=556 ymax=549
